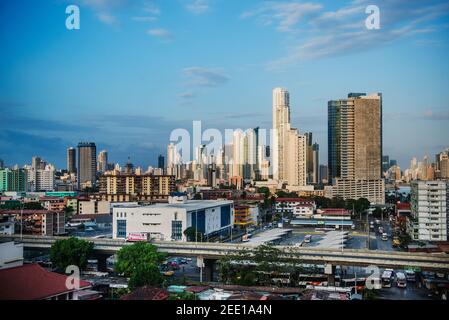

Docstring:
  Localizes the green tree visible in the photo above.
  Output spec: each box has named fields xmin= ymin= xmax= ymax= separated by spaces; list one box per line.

xmin=50 ymin=237 xmax=94 ymax=271
xmin=64 ymin=205 xmax=75 ymax=220
xmin=183 ymin=227 xmax=204 ymax=242
xmin=115 ymin=242 xmax=166 ymax=290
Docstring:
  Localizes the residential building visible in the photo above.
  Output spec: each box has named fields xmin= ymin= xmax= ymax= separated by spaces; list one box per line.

xmin=40 ymin=196 xmax=66 ymax=211
xmin=99 ymin=173 xmax=175 ymax=202
xmin=328 ymin=93 xmax=385 ymax=204
xmin=407 ymin=180 xmax=448 ymax=242
xmin=272 ymin=88 xmax=307 ymax=186
xmin=98 ymin=150 xmax=108 ymax=173
xmin=0 ymin=264 xmax=95 ymax=300
xmin=77 ymin=142 xmax=97 ymax=189
xmin=0 ymin=210 xmax=65 ymax=236
xmin=274 ymin=198 xmax=316 ymax=216
xmin=112 ymin=194 xmax=234 ymax=241
xmin=0 ymin=214 xmax=15 ymax=235
xmin=233 ymin=205 xmax=256 ymax=229
xmin=27 ymin=164 xmax=55 ymax=192
xmin=0 ymin=168 xmax=26 ymax=192
xmin=78 ymin=199 xmax=110 ymax=215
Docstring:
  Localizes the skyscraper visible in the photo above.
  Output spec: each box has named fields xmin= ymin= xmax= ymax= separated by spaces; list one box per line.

xmin=382 ymin=155 xmax=390 ymax=173
xmin=98 ymin=150 xmax=108 ymax=173
xmin=272 ymin=87 xmax=290 ymax=182
xmin=67 ymin=147 xmax=76 ymax=174
xmin=272 ymin=87 xmax=306 ymax=186
xmin=0 ymin=159 xmax=4 ymax=169
xmin=305 ymin=133 xmax=320 ymax=184
xmin=77 ymin=142 xmax=97 ymax=189
xmin=158 ymin=154 xmax=165 ymax=170
xmin=328 ymin=93 xmax=384 ymax=204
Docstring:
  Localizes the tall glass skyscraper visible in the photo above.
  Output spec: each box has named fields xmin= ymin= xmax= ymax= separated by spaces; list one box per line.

xmin=77 ymin=142 xmax=97 ymax=189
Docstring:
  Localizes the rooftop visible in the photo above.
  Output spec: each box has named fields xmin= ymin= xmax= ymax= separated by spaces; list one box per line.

xmin=114 ymin=199 xmax=233 ymax=211
xmin=0 ymin=264 xmax=91 ymax=300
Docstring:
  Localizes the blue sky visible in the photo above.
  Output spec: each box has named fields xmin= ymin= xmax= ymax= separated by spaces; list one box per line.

xmin=1 ymin=0 xmax=449 ymax=170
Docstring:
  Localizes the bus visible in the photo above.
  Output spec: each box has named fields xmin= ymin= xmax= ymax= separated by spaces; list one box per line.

xmin=340 ymin=277 xmax=367 ymax=291
xmin=381 ymin=270 xmax=394 ymax=288
xmin=297 ymin=274 xmax=328 ymax=287
xmin=405 ymin=270 xmax=416 ymax=282
xmin=396 ymin=272 xmax=407 ymax=288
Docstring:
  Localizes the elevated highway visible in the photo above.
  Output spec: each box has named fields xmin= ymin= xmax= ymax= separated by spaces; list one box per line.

xmin=3 ymin=234 xmax=449 ymax=271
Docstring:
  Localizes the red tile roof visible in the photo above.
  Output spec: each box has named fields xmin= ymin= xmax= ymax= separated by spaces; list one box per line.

xmin=0 ymin=264 xmax=91 ymax=300
xmin=276 ymin=198 xmax=314 ymax=202
xmin=121 ymin=286 xmax=169 ymax=300
xmin=321 ymin=208 xmax=350 ymax=216
xmin=0 ymin=210 xmax=62 ymax=216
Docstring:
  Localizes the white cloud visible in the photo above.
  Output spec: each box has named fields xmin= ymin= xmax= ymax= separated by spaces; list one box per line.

xmin=185 ymin=0 xmax=210 ymax=14
xmin=147 ymin=28 xmax=174 ymax=40
xmin=96 ymin=12 xmax=118 ymax=25
xmin=241 ymin=1 xmax=322 ymax=33
xmin=183 ymin=67 xmax=229 ymax=87
xmin=252 ymin=0 xmax=449 ymax=69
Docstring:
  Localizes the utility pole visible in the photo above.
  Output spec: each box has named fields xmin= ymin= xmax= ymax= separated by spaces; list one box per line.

xmin=20 ymin=201 xmax=24 ymax=241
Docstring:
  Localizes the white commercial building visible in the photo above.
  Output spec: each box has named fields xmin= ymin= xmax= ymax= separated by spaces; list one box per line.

xmin=408 ymin=180 xmax=448 ymax=242
xmin=113 ymin=194 xmax=234 ymax=241
xmin=0 ymin=241 xmax=23 ymax=270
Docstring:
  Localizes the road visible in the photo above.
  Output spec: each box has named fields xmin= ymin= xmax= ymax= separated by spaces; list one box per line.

xmin=369 ymin=218 xmax=398 ymax=252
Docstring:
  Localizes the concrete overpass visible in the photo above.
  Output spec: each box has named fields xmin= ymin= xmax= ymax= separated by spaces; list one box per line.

xmin=3 ymin=234 xmax=449 ymax=272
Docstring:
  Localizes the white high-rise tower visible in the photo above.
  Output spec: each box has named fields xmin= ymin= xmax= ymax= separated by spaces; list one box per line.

xmin=272 ymin=87 xmax=306 ymax=186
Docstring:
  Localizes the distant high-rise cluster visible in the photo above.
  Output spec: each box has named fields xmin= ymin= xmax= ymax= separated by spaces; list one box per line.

xmin=403 ymin=148 xmax=449 ymax=182
xmin=164 ymin=87 xmax=307 ymax=189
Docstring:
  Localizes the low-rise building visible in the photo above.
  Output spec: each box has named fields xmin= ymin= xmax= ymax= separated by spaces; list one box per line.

xmin=315 ymin=208 xmax=351 ymax=220
xmin=40 ymin=196 xmax=66 ymax=211
xmin=0 ymin=210 xmax=65 ymax=236
xmin=275 ymin=198 xmax=316 ymax=216
xmin=0 ymin=213 xmax=15 ymax=235
xmin=0 ymin=264 xmax=97 ymax=300
xmin=112 ymin=194 xmax=233 ymax=241
xmin=78 ymin=199 xmax=110 ymax=215
xmin=233 ymin=205 xmax=256 ymax=229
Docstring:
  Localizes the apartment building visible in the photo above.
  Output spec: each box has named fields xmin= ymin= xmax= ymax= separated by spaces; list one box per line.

xmin=407 ymin=181 xmax=448 ymax=242
xmin=99 ymin=173 xmax=175 ymax=202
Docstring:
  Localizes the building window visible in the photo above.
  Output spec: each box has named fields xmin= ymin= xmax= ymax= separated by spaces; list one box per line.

xmin=117 ymin=220 xmax=127 ymax=239
xmin=171 ymin=220 xmax=182 ymax=240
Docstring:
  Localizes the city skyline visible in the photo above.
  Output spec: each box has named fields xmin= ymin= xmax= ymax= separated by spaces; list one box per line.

xmin=1 ymin=0 xmax=449 ymax=169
